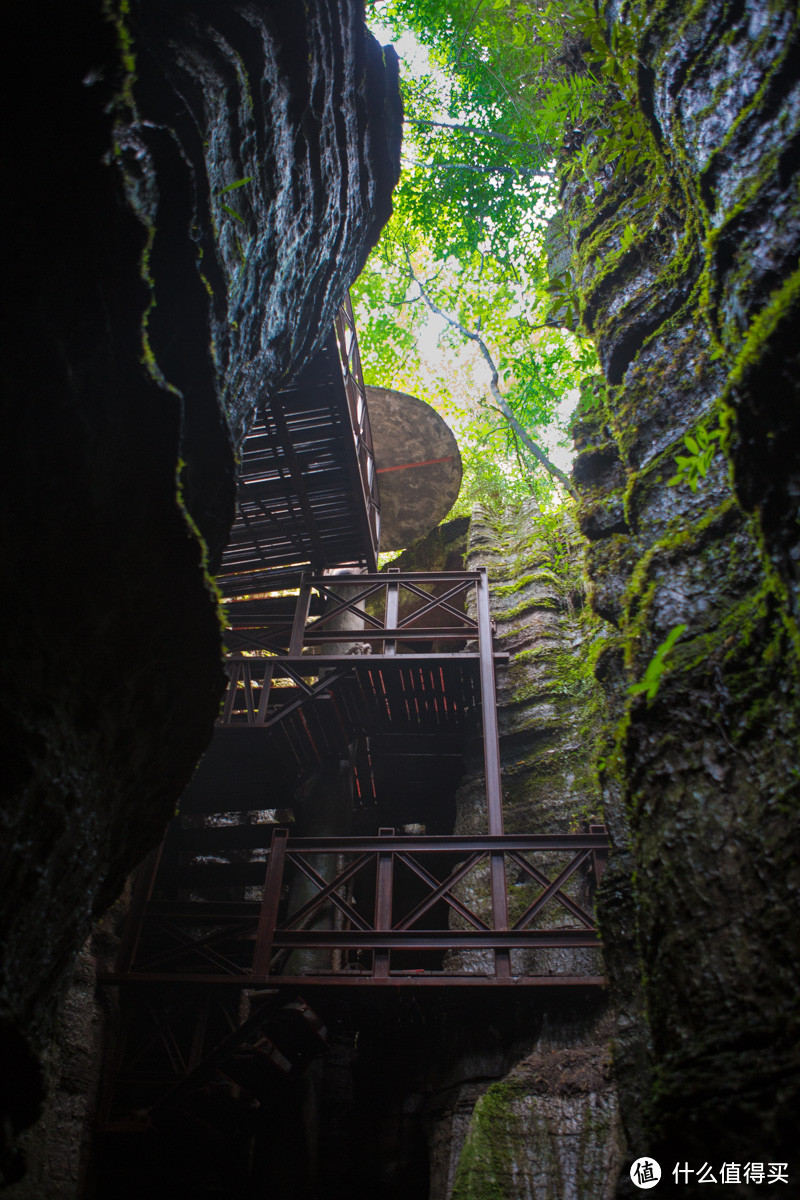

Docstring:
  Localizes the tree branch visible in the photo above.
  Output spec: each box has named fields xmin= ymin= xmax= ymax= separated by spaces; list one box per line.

xmin=403 ymin=117 xmax=544 ymax=155
xmin=509 ymin=428 xmax=543 ymax=513
xmin=404 ymin=252 xmax=577 ymax=499
xmin=453 ymin=0 xmax=486 ymax=69
xmin=403 ymin=158 xmax=549 ymax=178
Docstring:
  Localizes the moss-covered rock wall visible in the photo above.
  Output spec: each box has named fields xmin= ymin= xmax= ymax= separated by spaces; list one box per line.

xmin=451 ymin=1015 xmax=621 ymax=1200
xmin=428 ymin=500 xmax=623 ymax=1198
xmin=447 ymin=502 xmax=604 ymax=978
xmin=0 ymin=1 xmax=400 ymax=1179
xmin=562 ymin=0 xmax=800 ymax=1180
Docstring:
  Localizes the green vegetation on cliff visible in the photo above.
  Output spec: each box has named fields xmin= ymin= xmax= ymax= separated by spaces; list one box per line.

xmin=368 ymin=0 xmax=800 ymax=1181
xmin=359 ymin=1 xmax=615 ymax=510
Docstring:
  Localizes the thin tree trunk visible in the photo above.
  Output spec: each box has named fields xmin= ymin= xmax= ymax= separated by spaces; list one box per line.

xmin=405 ymin=254 xmax=577 ymax=499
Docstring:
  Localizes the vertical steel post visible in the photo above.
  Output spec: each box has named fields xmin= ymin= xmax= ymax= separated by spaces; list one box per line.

xmin=476 ymin=567 xmax=504 ymax=835
xmin=255 ymin=662 xmax=274 ymax=726
xmin=290 ymin=574 xmax=313 ymax=657
xmin=253 ymin=827 xmax=288 ymax=978
xmin=221 ymin=660 xmax=242 ymax=724
xmin=242 ymin=661 xmax=256 ymax=724
xmin=373 ymin=827 xmax=395 ymax=980
xmin=384 ymin=567 xmax=400 ymax=656
xmin=590 ymin=823 xmax=609 ymax=887
xmin=115 ymin=843 xmax=163 ymax=974
xmin=475 ymin=567 xmax=510 ymax=979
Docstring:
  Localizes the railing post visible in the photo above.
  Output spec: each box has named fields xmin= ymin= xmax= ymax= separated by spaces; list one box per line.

xmin=334 ymin=297 xmax=380 ymax=570
xmin=590 ymin=823 xmax=609 ymax=887
xmin=255 ymin=662 xmax=274 ymax=726
xmin=373 ymin=828 xmax=395 ymax=980
xmin=290 ymin=573 xmax=313 ymax=657
xmin=220 ymin=660 xmax=242 ymax=725
xmin=115 ymin=843 xmax=163 ymax=974
xmin=490 ymin=852 xmax=511 ymax=980
xmin=384 ymin=567 xmax=400 ymax=655
xmin=475 ymin=567 xmax=503 ymax=835
xmin=475 ymin=567 xmax=510 ymax=978
xmin=242 ymin=661 xmax=256 ymax=724
xmin=253 ymin=827 xmax=288 ymax=978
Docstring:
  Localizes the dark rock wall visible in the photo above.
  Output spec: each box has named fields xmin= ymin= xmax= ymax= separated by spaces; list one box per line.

xmin=450 ymin=1014 xmax=621 ymax=1200
xmin=125 ymin=0 xmax=401 ymax=551
xmin=0 ymin=0 xmax=400 ymax=1176
xmin=422 ymin=502 xmax=623 ymax=1198
xmin=6 ymin=909 xmax=127 ymax=1200
xmin=563 ymin=0 xmax=800 ymax=1179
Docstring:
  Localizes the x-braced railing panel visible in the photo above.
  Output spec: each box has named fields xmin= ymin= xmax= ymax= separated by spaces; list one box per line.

xmin=218 ymin=569 xmax=505 ymax=831
xmin=222 ymin=570 xmax=482 ymax=656
xmin=108 ymin=829 xmax=608 ymax=987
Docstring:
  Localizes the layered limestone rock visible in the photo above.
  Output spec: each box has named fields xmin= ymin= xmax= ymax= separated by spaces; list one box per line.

xmin=422 ymin=501 xmax=622 ymax=1198
xmin=561 ymin=0 xmax=800 ymax=1178
xmin=449 ymin=501 xmax=605 ymax=979
xmin=125 ymin=0 xmax=402 ymax=552
xmin=451 ymin=1015 xmax=621 ymax=1200
xmin=0 ymin=0 xmax=400 ymax=1178
xmin=5 ymin=912 xmax=126 ymax=1200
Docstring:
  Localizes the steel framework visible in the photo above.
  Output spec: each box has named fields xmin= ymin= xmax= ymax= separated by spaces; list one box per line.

xmin=219 ymin=295 xmax=380 ymax=591
xmin=107 ymin=831 xmax=608 ymax=989
xmin=98 ymin=302 xmax=609 ymax=1136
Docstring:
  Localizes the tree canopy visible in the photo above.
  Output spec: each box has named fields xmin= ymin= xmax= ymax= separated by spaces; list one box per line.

xmin=354 ymin=1 xmax=610 ymax=517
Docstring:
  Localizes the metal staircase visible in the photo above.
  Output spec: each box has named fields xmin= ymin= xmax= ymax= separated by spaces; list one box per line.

xmin=97 ymin=300 xmax=607 ymax=1134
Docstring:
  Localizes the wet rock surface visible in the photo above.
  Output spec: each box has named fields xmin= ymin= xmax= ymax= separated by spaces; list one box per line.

xmin=0 ymin=0 xmax=400 ymax=1173
xmin=450 ymin=1015 xmax=621 ymax=1200
xmin=126 ymin=0 xmax=401 ymax=552
xmin=562 ymin=0 xmax=800 ymax=1181
xmin=449 ymin=502 xmax=605 ymax=973
xmin=429 ymin=501 xmax=622 ymax=1196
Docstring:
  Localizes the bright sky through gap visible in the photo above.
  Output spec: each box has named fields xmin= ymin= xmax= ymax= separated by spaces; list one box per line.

xmin=362 ymin=11 xmax=577 ymax=483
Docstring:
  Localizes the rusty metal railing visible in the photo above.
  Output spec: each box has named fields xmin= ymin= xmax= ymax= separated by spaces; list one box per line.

xmin=334 ymin=294 xmax=381 ymax=566
xmin=220 ymin=569 xmax=505 ymax=830
xmin=107 ymin=829 xmax=608 ymax=987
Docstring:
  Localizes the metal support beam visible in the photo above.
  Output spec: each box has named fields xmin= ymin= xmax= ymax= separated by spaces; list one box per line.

xmin=255 ymin=662 xmax=274 ymax=725
xmin=475 ymin=566 xmax=509 ymax=978
xmin=254 ymin=828 xmax=288 ymax=976
xmin=590 ymin=823 xmax=610 ymax=887
xmin=289 ymin=574 xmax=313 ymax=657
xmin=475 ymin=567 xmax=503 ymax=836
xmin=374 ymin=828 xmax=395 ymax=979
xmin=384 ymin=568 xmax=399 ymax=656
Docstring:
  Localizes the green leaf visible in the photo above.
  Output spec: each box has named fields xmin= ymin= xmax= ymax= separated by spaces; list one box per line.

xmin=221 ymin=203 xmax=247 ymax=224
xmin=629 ymin=624 xmax=688 ymax=702
xmin=620 ymin=222 xmax=637 ymax=252
xmin=217 ymin=176 xmax=254 ymax=195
